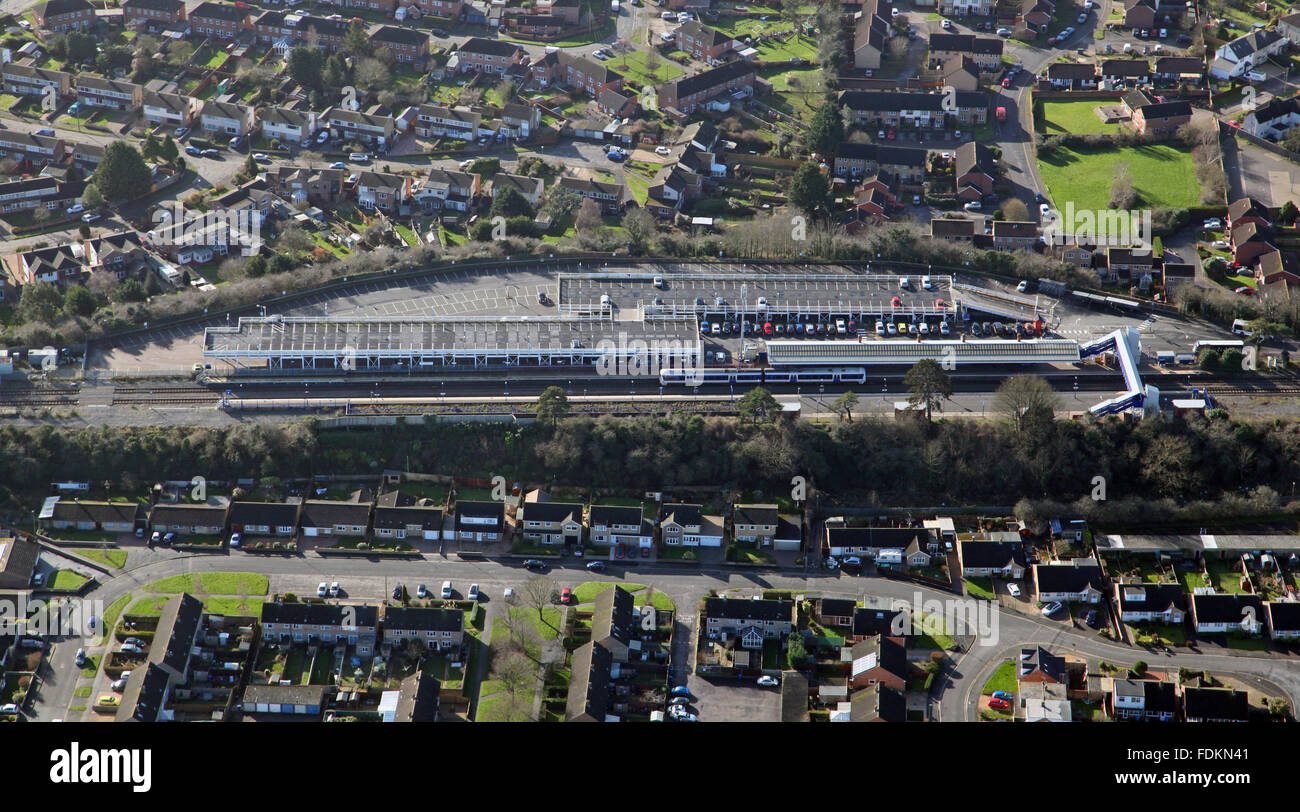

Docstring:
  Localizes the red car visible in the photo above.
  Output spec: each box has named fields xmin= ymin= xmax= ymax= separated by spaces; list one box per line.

xmin=560 ymin=587 xmax=574 ymax=604
xmin=891 ymin=296 xmax=902 ymax=307
xmin=640 ymin=546 xmax=651 ymax=558
xmin=1234 ymin=286 xmax=1255 ymax=295
xmin=988 ymin=697 xmax=1010 ymax=709
xmin=1001 ymin=78 xmax=1012 ymax=87
xmin=886 ymin=129 xmax=897 ymax=140
xmin=615 ymin=544 xmax=626 ymax=558
xmin=763 ymin=322 xmax=773 ymax=335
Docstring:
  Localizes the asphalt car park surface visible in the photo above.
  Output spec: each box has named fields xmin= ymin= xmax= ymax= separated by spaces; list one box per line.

xmin=685 ymin=672 xmax=782 ymax=723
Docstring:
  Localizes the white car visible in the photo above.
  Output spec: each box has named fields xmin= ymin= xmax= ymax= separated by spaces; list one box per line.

xmin=922 ymin=275 xmax=933 ymax=290
xmin=328 ymin=581 xmax=340 ymax=597
xmin=317 ymin=582 xmax=328 ymax=597
xmin=939 ymin=321 xmax=951 ymax=335
xmin=963 ymin=201 xmax=982 ymax=211
xmin=66 ymin=203 xmax=85 ymax=214
xmin=1211 ymin=240 xmax=1231 ymax=250
xmin=1041 ymin=600 xmax=1064 ymax=617
xmin=655 ymin=146 xmax=671 ymax=155
xmin=1007 ymin=583 xmax=1022 ymax=597
xmin=1017 ymin=280 xmax=1029 ymax=293
xmin=757 ymin=675 xmax=779 ymax=687
xmin=1039 ymin=203 xmax=1051 ymax=217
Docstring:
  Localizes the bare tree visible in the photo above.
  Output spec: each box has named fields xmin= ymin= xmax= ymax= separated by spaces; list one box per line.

xmin=490 ymin=648 xmax=537 ymax=699
xmin=520 ymin=575 xmax=559 ymax=627
xmin=1001 ymin=198 xmax=1030 ymax=221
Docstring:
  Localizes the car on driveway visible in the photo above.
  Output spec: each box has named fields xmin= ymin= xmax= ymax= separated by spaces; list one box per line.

xmin=655 ymin=146 xmax=671 ymax=155
xmin=992 ymin=690 xmax=1013 ymax=700
xmin=1007 ymin=583 xmax=1021 ymax=597
xmin=81 ymin=212 xmax=102 ymax=223
xmin=560 ymin=587 xmax=574 ymax=604
xmin=253 ymin=153 xmax=271 ymax=163
xmin=1041 ymin=600 xmax=1064 ymax=617
xmin=988 ymin=697 xmax=1010 ymax=709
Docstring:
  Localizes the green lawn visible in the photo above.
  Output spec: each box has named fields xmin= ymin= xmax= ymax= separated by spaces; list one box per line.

xmin=1039 ymin=143 xmax=1201 ymax=211
xmin=77 ymin=549 xmax=127 ymax=569
xmin=573 ymin=581 xmax=646 ymax=604
xmin=1039 ymin=100 xmax=1120 ymax=135
xmin=48 ymin=570 xmax=89 ymax=590
xmin=965 ymin=578 xmax=995 ymax=600
xmin=711 ymin=15 xmax=797 ymax=39
xmin=103 ymin=594 xmax=131 ymax=636
xmin=982 ymin=660 xmax=1018 ymax=695
xmin=145 ymin=572 xmax=269 ymax=595
xmin=754 ymin=34 xmax=818 ymax=62
xmin=606 ymin=49 xmax=684 ymax=87
xmin=80 ymin=654 xmax=101 ymax=679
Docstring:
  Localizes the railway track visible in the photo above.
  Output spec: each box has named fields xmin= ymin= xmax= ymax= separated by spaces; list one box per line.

xmin=0 ymin=395 xmax=80 ymax=407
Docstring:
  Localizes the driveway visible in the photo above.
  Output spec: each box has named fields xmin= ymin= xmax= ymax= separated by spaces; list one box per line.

xmin=685 ymin=671 xmax=782 ymax=722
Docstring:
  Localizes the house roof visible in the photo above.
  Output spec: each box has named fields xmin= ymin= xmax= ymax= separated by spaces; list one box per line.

xmin=839 ymin=89 xmax=986 ymax=113
xmin=665 ymin=59 xmax=755 ymax=99
xmin=928 ymin=33 xmax=1003 ymax=55
xmin=191 ymin=1 xmax=247 ymax=20
xmin=394 ymin=672 xmax=440 ymax=722
xmin=116 ymin=663 xmax=170 ymax=722
xmin=458 ymin=37 xmax=523 ymax=58
xmin=40 ymin=0 xmax=92 ymax=16
xmin=1183 ymin=686 xmax=1249 ymax=721
xmin=454 ymin=500 xmax=504 ymax=530
xmin=558 ymin=175 xmax=626 ymax=200
xmin=836 ymin=140 xmax=928 ymax=168
xmin=587 ymin=504 xmax=642 ymax=527
xmin=1191 ymin=593 xmax=1263 ymax=624
xmin=201 ymin=99 xmax=251 ymax=121
xmin=241 ymin=683 xmax=333 ymax=708
xmin=677 ymin=20 xmax=733 ymax=48
xmin=1265 ymin=600 xmax=1300 ymax=632
xmin=733 ymin=504 xmax=778 ymax=526
xmin=372 ymin=25 xmax=429 ymax=47
xmin=660 ymin=503 xmax=704 ymax=527
xmin=849 ymin=684 xmax=907 ymax=722
xmin=931 ymin=217 xmax=977 ymax=238
xmin=848 ymin=635 xmax=908 ymax=681
xmin=372 ymin=504 xmax=442 ymax=531
xmin=1048 ymin=62 xmax=1098 ymax=79
xmin=704 ymin=597 xmax=793 ymax=623
xmin=1116 ymin=583 xmax=1184 ymax=614
xmin=152 ymin=593 xmax=204 ymax=675
xmin=520 ymin=501 xmax=584 ymax=524
xmin=1225 ymin=28 xmax=1281 ymax=61
xmin=298 ymin=499 xmax=371 ymax=528
xmin=960 ymin=539 xmax=1026 ymax=569
xmin=149 ymin=503 xmax=228 ymax=526
xmin=1101 ymin=58 xmax=1150 ymax=77
xmin=781 ymin=672 xmax=810 ymax=722
xmin=383 ymin=606 xmax=463 ymax=632
xmin=492 ymin=172 xmax=542 ymax=197
xmin=261 ymin=602 xmax=378 ymax=626
xmin=829 ymin=526 xmax=931 ymax=550
xmin=49 ymin=498 xmax=141 ymax=525
xmin=123 ymin=0 xmax=184 ymax=10
xmin=820 ymin=598 xmax=856 ymax=618
xmin=565 ymin=641 xmax=614 ymax=721
xmin=261 ymin=106 xmax=314 ymax=128
xmin=1227 ymin=196 xmax=1269 ymax=222
xmin=228 ymin=500 xmax=299 ymax=528
xmin=1154 ymin=56 xmax=1203 ymax=75
xmin=993 ymin=220 xmax=1039 ymax=239
xmin=1018 ymin=645 xmax=1066 ymax=683
xmin=592 ymin=585 xmax=635 ymax=647
xmin=1033 ymin=561 xmax=1104 ymax=593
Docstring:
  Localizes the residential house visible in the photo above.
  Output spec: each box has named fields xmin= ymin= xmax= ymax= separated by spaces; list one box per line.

xmin=1242 ymin=96 xmax=1300 ymax=140
xmin=1182 ymin=686 xmax=1250 ymax=722
xmin=562 ymin=55 xmax=625 ymax=98
xmin=2 ymin=64 xmax=72 ymax=98
xmin=259 ymin=106 xmax=319 ymax=145
xmin=115 ymin=663 xmax=174 ymax=722
xmin=1230 ymin=221 xmax=1276 ymax=268
xmin=591 ymin=585 xmax=637 ymax=662
xmin=145 ymin=593 xmax=204 ymax=683
xmin=1017 ymin=645 xmax=1066 ymax=684
xmin=838 ymin=89 xmax=988 ymax=128
xmin=1018 ymin=681 xmax=1072 ymax=722
xmin=36 ymin=0 xmax=95 ymax=31
xmin=833 ymin=142 xmax=927 ymax=189
xmin=774 ymin=516 xmax=803 ymax=553
xmin=703 ymin=597 xmax=795 ymax=649
xmin=677 ymin=20 xmax=736 ymax=62
xmin=518 ymin=500 xmax=585 ymax=546
xmin=0 ymin=176 xmax=83 ymax=215
xmin=731 ymin=504 xmax=779 ymax=546
xmin=1033 ymin=560 xmax=1105 ymax=603
xmin=587 ymin=504 xmax=653 ymax=548
xmin=145 ymin=209 xmax=262 ymax=263
xmin=851 ymin=0 xmax=893 ymax=70
xmin=355 ymin=171 xmax=413 ymax=214
xmin=454 ymin=500 xmax=505 ymax=542
xmin=1281 ymin=10 xmax=1300 ymax=43
xmin=260 ymin=602 xmax=378 ymax=656
xmin=372 ymin=505 xmax=443 ymax=542
xmin=826 ymin=526 xmax=933 ymax=560
xmin=850 ymin=607 xmax=907 ymax=641
xmin=148 ymin=503 xmax=228 ymax=536
xmin=142 ymin=90 xmax=195 ymax=128
xmin=199 ymin=99 xmax=256 ymax=138
xmin=188 ymin=1 xmax=251 ymax=40
xmin=656 ymin=60 xmax=756 ymax=114
xmin=1110 ymin=677 xmax=1177 ymax=721
xmin=1162 ymin=261 xmax=1195 ymax=288
xmin=510 ymin=14 xmax=566 ymax=36
xmin=1121 ymin=89 xmax=1191 ymax=138
xmin=491 ymin=172 xmax=543 ymax=206
xmin=844 ymin=635 xmax=908 ymax=692
xmin=372 ymin=25 xmax=430 ymax=66
xmin=227 ymin=501 xmax=298 ymax=538
xmin=1153 ymin=55 xmax=1204 ymax=85
xmin=1210 ymin=29 xmax=1285 ymax=79
xmin=558 ymin=176 xmax=628 ymax=215
xmin=1018 ymin=0 xmax=1054 ymax=33
xmin=658 ymin=502 xmax=724 ymax=547
xmin=0 ymin=132 xmax=63 ymax=166
xmin=927 ymin=32 xmax=1004 ymax=70
xmin=543 ymin=0 xmax=582 ymax=24
xmin=411 ymin=167 xmax=479 ymax=213
xmin=817 ymin=598 xmax=857 ymax=627
xmin=382 ymin=606 xmax=463 ymax=651
xmin=848 ymin=684 xmax=907 ymax=722
xmin=931 ymin=217 xmax=977 ymax=242
xmin=954 ymin=140 xmax=996 ymax=202
xmin=992 ymin=220 xmax=1039 ymax=252
xmin=1190 ymin=593 xmax=1263 ymax=635
xmin=325 ymin=107 xmax=396 ymax=146
xmin=41 ymin=498 xmax=141 ymax=533
xmin=1114 ymin=583 xmax=1185 ymax=624
xmin=453 ymin=37 xmax=525 ymax=75
xmin=1122 ymin=0 xmax=1156 ymax=29
xmin=1264 ymin=601 xmax=1300 ymax=641
xmin=597 ymin=87 xmax=638 ymax=118
xmin=499 ymin=102 xmax=540 ymax=139
xmin=958 ymin=537 xmax=1027 ymax=578
xmin=565 ymin=640 xmax=616 ymax=721
xmin=268 ymin=165 xmax=345 ymax=206
xmin=1100 ymin=58 xmax=1150 ymax=87
xmin=941 ymin=56 xmax=982 ymax=91
xmin=940 ymin=0 xmax=994 ymax=14
xmin=75 ymin=75 xmax=142 ymax=111
xmin=122 ymin=0 xmax=187 ymax=32
xmin=1047 ymin=61 xmax=1098 ymax=89
xmin=297 ymin=500 xmax=372 ymax=538
xmin=414 ymin=104 xmax=480 ymax=140
xmin=1105 ymin=246 xmax=1155 ymax=283
xmin=1256 ymin=249 xmax=1300 ymax=286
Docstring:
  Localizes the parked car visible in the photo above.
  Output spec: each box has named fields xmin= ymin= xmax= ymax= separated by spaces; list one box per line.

xmin=328 ymin=581 xmax=340 ymax=597
xmin=1007 ymin=583 xmax=1021 ymax=597
xmin=523 ymin=559 xmax=548 ymax=571
xmin=441 ymin=580 xmax=453 ymax=599
xmin=586 ymin=560 xmax=607 ymax=572
xmin=988 ymin=697 xmax=1010 ymax=709
xmin=670 ymin=695 xmax=691 ymax=706
xmin=253 ymin=152 xmax=271 ymax=163
xmin=640 ymin=546 xmax=651 ymax=558
xmin=393 ymin=584 xmax=405 ymax=599
xmin=417 ymin=583 xmax=429 ymax=598
xmin=560 ymin=587 xmax=574 ymax=604
xmin=468 ymin=583 xmax=480 ymax=601
xmin=671 ymin=685 xmax=692 ymax=697
xmin=992 ymin=690 xmax=1013 ymax=700
xmin=1041 ymin=600 xmax=1064 ymax=616
xmin=201 ymin=148 xmax=220 ymax=158
xmin=74 ymin=648 xmax=87 ymax=667
xmin=317 ymin=582 xmax=328 ymax=597
xmin=35 ymin=128 xmax=55 ymax=136
xmin=757 ymin=675 xmax=779 ymax=687
xmin=162 ymin=532 xmax=176 ymax=545
xmin=1084 ymin=609 xmax=1099 ymax=626
xmin=228 ymin=532 xmax=241 ymax=548
xmin=119 ymin=643 xmax=143 ymax=655
xmin=185 ymin=145 xmax=202 ymax=156
xmin=81 ymin=212 xmax=102 ymax=223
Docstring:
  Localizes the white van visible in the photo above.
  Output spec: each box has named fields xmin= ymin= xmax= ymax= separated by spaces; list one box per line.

xmin=1231 ymin=318 xmax=1253 ymax=337
xmin=441 ymin=580 xmax=453 ymax=599
xmin=898 ymin=277 xmax=910 ymax=290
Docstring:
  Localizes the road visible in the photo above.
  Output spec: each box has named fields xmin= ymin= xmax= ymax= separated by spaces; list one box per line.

xmin=28 ymin=547 xmax=1300 ymax=722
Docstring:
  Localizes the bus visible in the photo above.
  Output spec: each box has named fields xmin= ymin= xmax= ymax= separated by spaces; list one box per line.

xmin=1191 ymin=339 xmax=1245 ymax=355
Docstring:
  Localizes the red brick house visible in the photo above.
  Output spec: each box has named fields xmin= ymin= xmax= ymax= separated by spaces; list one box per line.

xmin=122 ymin=0 xmax=187 ymax=32
xmin=36 ymin=0 xmax=95 ymax=32
xmin=189 ymin=1 xmax=250 ymax=40
xmin=372 ymin=25 xmax=430 ymax=66
xmin=453 ymin=37 xmax=525 ymax=75
xmin=676 ymin=20 xmax=736 ymax=62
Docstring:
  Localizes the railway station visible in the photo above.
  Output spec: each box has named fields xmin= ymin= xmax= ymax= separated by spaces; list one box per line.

xmin=202 ymin=316 xmax=703 ymax=373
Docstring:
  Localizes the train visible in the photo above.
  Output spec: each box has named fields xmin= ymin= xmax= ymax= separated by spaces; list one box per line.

xmin=658 ymin=367 xmax=868 ymax=386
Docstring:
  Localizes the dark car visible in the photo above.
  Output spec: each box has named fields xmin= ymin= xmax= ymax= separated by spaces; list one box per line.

xmin=586 ymin=560 xmax=607 ymax=572
xmin=523 ymin=559 xmax=548 ymax=571
xmin=392 ymin=584 xmax=404 ymax=599
xmin=1085 ymin=610 xmax=1099 ymax=627
xmin=640 ymin=546 xmax=651 ymax=558
xmin=431 ymin=27 xmax=450 ymax=37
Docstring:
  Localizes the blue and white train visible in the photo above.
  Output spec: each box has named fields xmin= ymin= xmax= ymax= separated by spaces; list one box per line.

xmin=658 ymin=367 xmax=868 ymax=386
